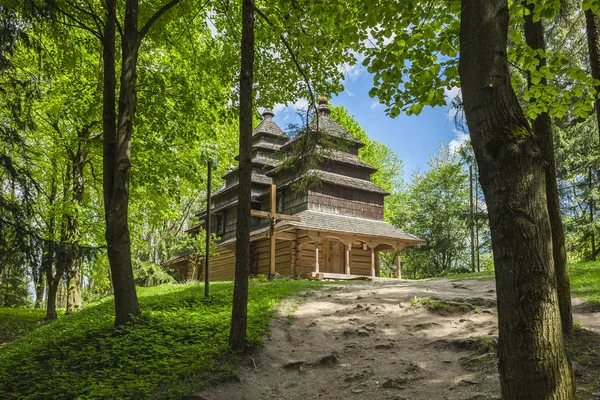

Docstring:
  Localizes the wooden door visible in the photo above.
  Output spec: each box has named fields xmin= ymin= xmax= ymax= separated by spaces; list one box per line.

xmin=323 ymin=240 xmax=344 ymax=273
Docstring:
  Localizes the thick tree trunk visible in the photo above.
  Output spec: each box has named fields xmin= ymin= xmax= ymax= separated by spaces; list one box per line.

xmin=32 ymin=255 xmax=45 ymax=309
xmin=43 ymin=176 xmax=58 ymax=319
xmin=65 ymin=125 xmax=91 ymax=314
xmin=103 ymin=0 xmax=141 ymax=326
xmin=229 ymin=0 xmax=255 ymax=352
xmin=523 ymin=6 xmax=573 ymax=334
xmin=34 ymin=280 xmax=44 ymax=309
xmin=43 ymin=239 xmax=59 ymax=320
xmin=459 ymin=1 xmax=576 ymax=398
xmin=586 ymin=9 xmax=600 ymax=144
xmin=585 ymin=9 xmax=600 ymax=261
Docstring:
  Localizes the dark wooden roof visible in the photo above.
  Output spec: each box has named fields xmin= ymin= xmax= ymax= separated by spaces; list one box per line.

xmin=215 ymin=109 xmax=286 ymax=198
xmin=281 ymin=102 xmax=364 ymax=150
xmin=220 ymin=210 xmax=424 ymax=246
xmin=252 ymin=109 xmax=289 ymax=139
xmin=276 ymin=169 xmax=389 ymax=195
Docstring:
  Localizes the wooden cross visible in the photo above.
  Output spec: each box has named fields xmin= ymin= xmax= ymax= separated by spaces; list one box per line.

xmin=250 ymin=184 xmax=301 ymax=278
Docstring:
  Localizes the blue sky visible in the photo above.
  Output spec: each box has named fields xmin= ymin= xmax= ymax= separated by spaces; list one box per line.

xmin=271 ymin=70 xmax=467 ymax=183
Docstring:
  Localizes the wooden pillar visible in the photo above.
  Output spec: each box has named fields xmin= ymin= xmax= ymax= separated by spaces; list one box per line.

xmin=269 ymin=184 xmax=276 ymax=278
xmin=315 ymin=242 xmax=320 ymax=273
xmin=345 ymin=243 xmax=351 ymax=275
xmin=291 ymin=239 xmax=297 ymax=275
xmin=396 ymin=250 xmax=402 ymax=280
xmin=370 ymin=247 xmax=376 ymax=277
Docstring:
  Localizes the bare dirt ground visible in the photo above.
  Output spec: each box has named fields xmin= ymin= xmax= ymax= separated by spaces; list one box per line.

xmin=199 ymin=278 xmax=600 ymax=400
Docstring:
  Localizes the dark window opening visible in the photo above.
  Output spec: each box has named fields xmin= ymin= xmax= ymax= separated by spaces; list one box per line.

xmin=216 ymin=210 xmax=227 ymax=234
xmin=276 ymin=190 xmax=284 ymax=213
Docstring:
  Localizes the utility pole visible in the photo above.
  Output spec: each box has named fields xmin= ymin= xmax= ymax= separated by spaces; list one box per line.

xmin=469 ymin=165 xmax=475 ymax=272
xmin=205 ymin=160 xmax=212 ymax=297
xmin=475 ymin=177 xmax=480 ymax=272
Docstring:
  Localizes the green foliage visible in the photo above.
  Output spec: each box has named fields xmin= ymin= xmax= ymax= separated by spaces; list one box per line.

xmin=393 ymin=145 xmax=470 ymax=277
xmin=0 ymin=280 xmax=332 ymax=399
xmin=555 ymin=117 xmax=600 ymax=261
xmin=0 ymin=308 xmax=46 ymax=344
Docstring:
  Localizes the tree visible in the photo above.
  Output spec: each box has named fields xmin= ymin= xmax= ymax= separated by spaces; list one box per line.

xmin=523 ymin=2 xmax=572 ymax=333
xmin=397 ymin=146 xmax=470 ymax=278
xmin=229 ymin=0 xmax=255 ymax=351
xmin=459 ymin=0 xmax=575 ymax=397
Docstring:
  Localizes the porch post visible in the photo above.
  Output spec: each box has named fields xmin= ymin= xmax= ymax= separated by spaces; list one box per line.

xmin=345 ymin=243 xmax=351 ymax=275
xmin=315 ymin=241 xmax=320 ymax=274
xmin=370 ymin=247 xmax=376 ymax=277
xmin=291 ymin=239 xmax=297 ymax=275
xmin=396 ymin=249 xmax=402 ymax=280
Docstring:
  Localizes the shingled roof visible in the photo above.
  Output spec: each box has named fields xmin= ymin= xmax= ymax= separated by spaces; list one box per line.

xmin=281 ymin=99 xmax=364 ymax=150
xmin=252 ymin=108 xmax=289 ymax=139
xmin=275 ymin=169 xmax=389 ymax=195
xmin=220 ymin=210 xmax=424 ymax=246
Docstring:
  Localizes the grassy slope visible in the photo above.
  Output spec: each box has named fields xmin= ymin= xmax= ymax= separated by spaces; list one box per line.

xmin=450 ymin=261 xmax=600 ymax=306
xmin=0 ymin=308 xmax=46 ymax=345
xmin=0 ymin=280 xmax=331 ymax=400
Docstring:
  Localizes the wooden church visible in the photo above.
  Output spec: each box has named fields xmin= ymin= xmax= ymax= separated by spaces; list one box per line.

xmin=164 ymin=98 xmax=424 ymax=281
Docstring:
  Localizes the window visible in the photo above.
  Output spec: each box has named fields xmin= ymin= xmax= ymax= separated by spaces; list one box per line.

xmin=276 ymin=190 xmax=284 ymax=213
xmin=216 ymin=210 xmax=227 ymax=234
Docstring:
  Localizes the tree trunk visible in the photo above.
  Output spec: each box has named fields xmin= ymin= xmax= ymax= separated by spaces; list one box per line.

xmin=34 ymin=278 xmax=44 ymax=309
xmin=229 ymin=0 xmax=255 ymax=352
xmin=32 ymin=252 xmax=45 ymax=309
xmin=65 ymin=125 xmax=92 ymax=314
xmin=459 ymin=1 xmax=576 ymax=398
xmin=43 ymin=175 xmax=58 ymax=319
xmin=590 ymin=168 xmax=596 ymax=260
xmin=586 ymin=9 xmax=600 ymax=145
xmin=585 ymin=9 xmax=600 ymax=261
xmin=103 ymin=0 xmax=141 ymax=326
xmin=523 ymin=5 xmax=573 ymax=334
xmin=43 ymin=238 xmax=59 ymax=320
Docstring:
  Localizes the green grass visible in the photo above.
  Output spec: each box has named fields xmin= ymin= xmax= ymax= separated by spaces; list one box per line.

xmin=0 ymin=308 xmax=47 ymax=345
xmin=569 ymin=261 xmax=600 ymax=306
xmin=449 ymin=261 xmax=600 ymax=306
xmin=448 ymin=270 xmax=495 ymax=281
xmin=0 ymin=279 xmax=331 ymax=399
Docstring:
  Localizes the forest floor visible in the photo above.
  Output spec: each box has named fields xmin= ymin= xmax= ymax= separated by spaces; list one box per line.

xmin=199 ymin=278 xmax=600 ymax=400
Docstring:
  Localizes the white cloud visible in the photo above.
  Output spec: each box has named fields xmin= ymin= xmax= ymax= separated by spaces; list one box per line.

xmin=338 ymin=62 xmax=364 ymax=81
xmin=445 ymin=86 xmax=461 ymax=122
xmin=338 ymin=51 xmax=366 ymax=81
xmin=370 ymin=101 xmax=379 ymax=110
xmin=272 ymin=98 xmax=309 ymax=116
xmin=448 ymin=129 xmax=470 ymax=154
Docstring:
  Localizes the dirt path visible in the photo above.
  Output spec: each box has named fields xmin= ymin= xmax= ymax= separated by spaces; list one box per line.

xmin=199 ymin=279 xmax=600 ymax=400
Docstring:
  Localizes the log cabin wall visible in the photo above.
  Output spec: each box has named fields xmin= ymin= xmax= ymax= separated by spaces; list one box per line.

xmin=321 ymin=160 xmax=372 ymax=180
xmin=308 ymin=185 xmax=384 ymax=220
xmin=252 ymin=238 xmax=293 ymax=276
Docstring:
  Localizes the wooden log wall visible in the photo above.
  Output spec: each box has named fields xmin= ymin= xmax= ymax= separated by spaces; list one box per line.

xmin=308 ymin=191 xmax=384 ymax=220
xmin=253 ymin=238 xmax=292 ymax=276
xmin=315 ymin=183 xmax=384 ymax=206
xmin=175 ymin=230 xmax=382 ymax=282
xmin=208 ymin=247 xmax=237 ymax=281
xmin=321 ymin=160 xmax=372 ymax=180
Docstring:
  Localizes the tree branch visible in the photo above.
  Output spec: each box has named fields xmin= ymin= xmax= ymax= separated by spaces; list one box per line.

xmin=50 ymin=1 xmax=102 ymax=40
xmin=139 ymin=0 xmax=182 ymax=42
